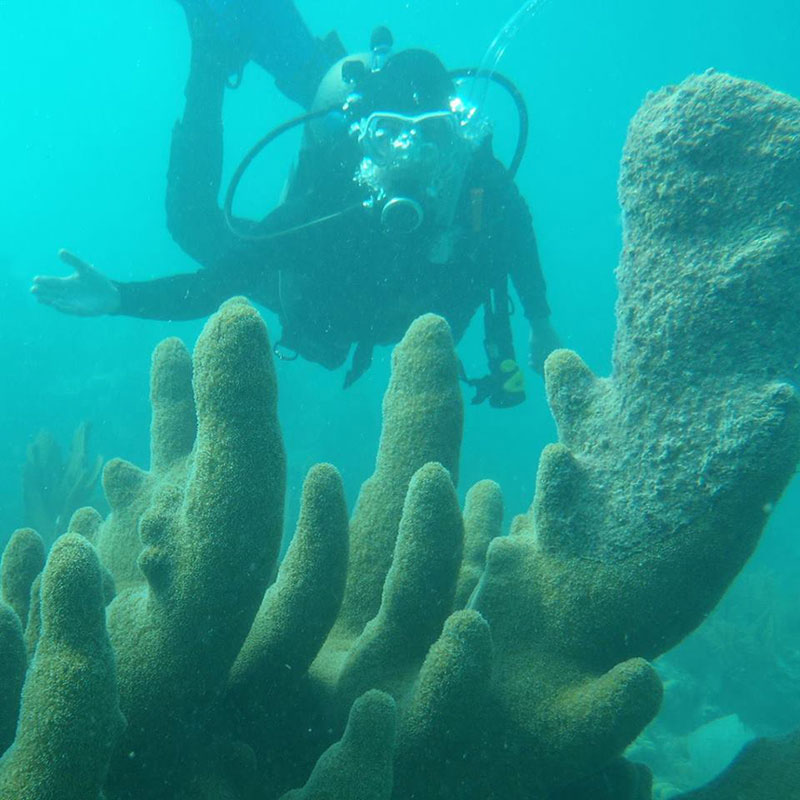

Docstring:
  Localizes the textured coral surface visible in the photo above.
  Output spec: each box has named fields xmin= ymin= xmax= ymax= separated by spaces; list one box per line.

xmin=1 ymin=71 xmax=799 ymax=799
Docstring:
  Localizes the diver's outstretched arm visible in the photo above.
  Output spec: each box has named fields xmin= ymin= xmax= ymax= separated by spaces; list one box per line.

xmin=31 ymin=249 xmax=242 ymax=321
xmin=31 ymin=250 xmax=121 ymax=317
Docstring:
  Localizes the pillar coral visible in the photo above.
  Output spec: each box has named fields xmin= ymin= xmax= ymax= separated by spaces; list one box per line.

xmin=467 ymin=69 xmax=800 ymax=792
xmin=0 ymin=70 xmax=798 ymax=800
xmin=0 ymin=534 xmax=124 ymax=800
xmin=0 ymin=528 xmax=44 ymax=634
xmin=100 ymin=297 xmax=288 ymax=798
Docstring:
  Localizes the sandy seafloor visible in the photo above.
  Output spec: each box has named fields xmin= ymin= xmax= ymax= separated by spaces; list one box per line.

xmin=1 ymin=0 xmax=799 ymax=794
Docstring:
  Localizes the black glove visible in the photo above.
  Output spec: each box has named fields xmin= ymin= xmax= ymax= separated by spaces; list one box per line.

xmin=467 ymin=358 xmax=526 ymax=408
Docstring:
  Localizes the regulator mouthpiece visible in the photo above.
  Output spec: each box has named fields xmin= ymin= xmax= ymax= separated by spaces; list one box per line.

xmin=381 ymin=196 xmax=424 ymax=234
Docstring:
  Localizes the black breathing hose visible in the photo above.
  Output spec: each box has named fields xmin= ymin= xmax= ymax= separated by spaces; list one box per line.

xmin=222 ymin=106 xmax=335 ymax=240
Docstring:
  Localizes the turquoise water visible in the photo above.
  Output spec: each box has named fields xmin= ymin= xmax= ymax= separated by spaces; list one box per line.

xmin=1 ymin=0 xmax=799 ymax=794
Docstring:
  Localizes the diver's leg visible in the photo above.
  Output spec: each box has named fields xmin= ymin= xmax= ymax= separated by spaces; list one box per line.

xmin=250 ymin=0 xmax=344 ymax=107
xmin=174 ymin=0 xmax=343 ymax=106
xmin=165 ymin=9 xmax=232 ymax=268
xmin=173 ymin=0 xmax=251 ymax=79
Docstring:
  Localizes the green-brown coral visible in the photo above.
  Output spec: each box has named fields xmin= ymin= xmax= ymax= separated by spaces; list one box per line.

xmin=1 ymin=528 xmax=45 ymax=631
xmin=1 ymin=70 xmax=799 ymax=800
xmin=101 ymin=297 xmax=287 ymax=798
xmin=0 ymin=534 xmax=124 ymax=800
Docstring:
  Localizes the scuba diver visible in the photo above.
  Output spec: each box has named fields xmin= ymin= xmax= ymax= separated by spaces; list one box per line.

xmin=32 ymin=2 xmax=561 ymax=408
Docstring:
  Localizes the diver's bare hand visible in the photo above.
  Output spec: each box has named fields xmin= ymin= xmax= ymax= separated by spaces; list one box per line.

xmin=528 ymin=317 xmax=562 ymax=374
xmin=31 ymin=250 xmax=121 ymax=316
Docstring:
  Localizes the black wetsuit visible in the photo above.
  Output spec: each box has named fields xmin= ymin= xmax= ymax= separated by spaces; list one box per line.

xmin=112 ymin=52 xmax=551 ymax=383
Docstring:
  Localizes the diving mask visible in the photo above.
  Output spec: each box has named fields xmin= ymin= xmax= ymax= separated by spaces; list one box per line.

xmin=358 ymin=110 xmax=461 ymax=167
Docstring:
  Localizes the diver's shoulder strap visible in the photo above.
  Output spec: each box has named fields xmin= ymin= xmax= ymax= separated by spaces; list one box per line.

xmin=460 ymin=278 xmax=525 ymax=408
